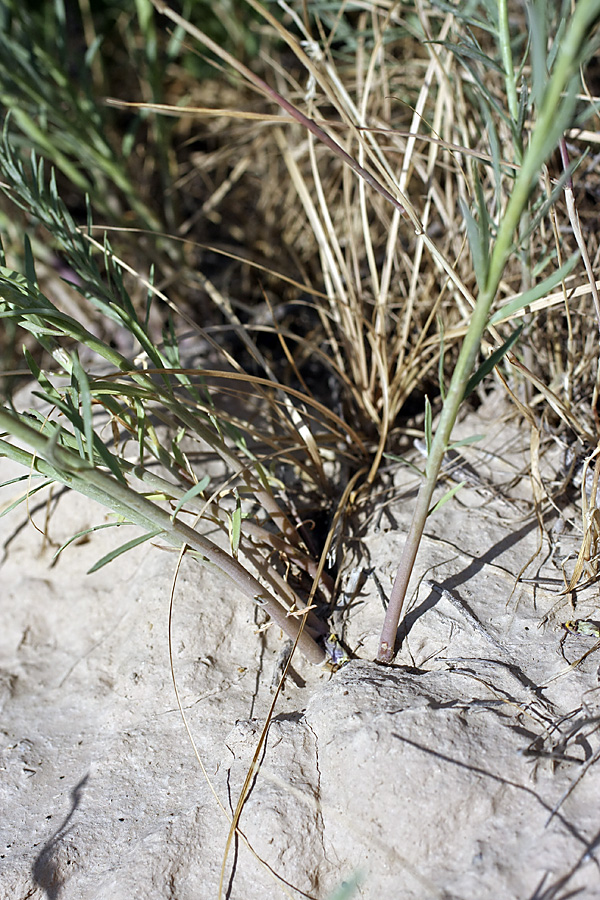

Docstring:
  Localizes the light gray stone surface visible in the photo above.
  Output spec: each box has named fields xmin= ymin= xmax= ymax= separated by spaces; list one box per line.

xmin=2 ymin=401 xmax=600 ymax=899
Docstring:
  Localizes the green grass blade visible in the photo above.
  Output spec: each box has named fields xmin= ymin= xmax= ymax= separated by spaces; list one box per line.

xmin=71 ymin=351 xmax=95 ymax=466
xmin=87 ymin=528 xmax=163 ymax=573
xmin=429 ymin=480 xmax=467 ymax=516
xmin=463 ymin=323 xmax=523 ymax=399
xmin=0 ymin=477 xmax=52 ymax=517
xmin=424 ymin=395 xmax=433 ymax=456
xmin=230 ymin=489 xmax=242 ymax=557
xmin=53 ymin=521 xmax=121 ymax=560
xmin=171 ymin=475 xmax=210 ymax=520
xmin=489 ymin=252 xmax=580 ymax=324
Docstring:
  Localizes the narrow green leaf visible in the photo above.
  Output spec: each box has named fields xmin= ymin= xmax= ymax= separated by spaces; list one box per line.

xmin=439 ymin=36 xmax=504 ymax=73
xmin=428 ymin=481 xmax=467 ymax=517
xmin=162 ymin=313 xmax=180 ymax=367
xmin=0 ymin=478 xmax=52 ymax=518
xmin=477 ymin=93 xmax=503 ymax=204
xmin=87 ymin=529 xmax=163 ymax=574
xmin=489 ymin=253 xmax=580 ymax=324
xmin=548 ymin=16 xmax=568 ymax=71
xmin=437 ymin=316 xmax=446 ymax=402
xmin=0 ymin=471 xmax=45 ymax=489
xmin=144 ymin=264 xmax=155 ymax=331
xmin=171 ymin=475 xmax=210 ymax=520
xmin=44 ymin=422 xmax=71 ymax=471
xmin=516 ymin=76 xmax=528 ymax=137
xmin=474 ymin=164 xmax=491 ymax=255
xmin=23 ymin=347 xmax=62 ymax=402
xmin=532 ymin=249 xmax=558 ymax=279
xmin=65 ymin=385 xmax=87 ymax=460
xmin=85 ymin=34 xmax=104 ymax=68
xmin=447 ymin=434 xmax=485 ymax=452
xmin=424 ymin=396 xmax=433 ymax=455
xmin=519 ymin=163 xmax=578 ymax=248
xmin=71 ymin=351 xmax=95 ymax=466
xmin=463 ymin=323 xmax=524 ymax=399
xmin=460 ymin=198 xmax=488 ymax=291
xmin=23 ymin=233 xmax=37 ymax=287
xmin=134 ymin=398 xmax=146 ymax=463
xmin=171 ymin=427 xmax=190 ymax=475
xmin=31 ymin=384 xmax=127 ymax=484
xmin=53 ymin=521 xmax=120 ymax=560
xmin=85 ymin=194 xmax=93 ymax=240
xmin=230 ymin=490 xmax=242 ymax=557
xmin=383 ymin=452 xmax=424 ymax=476
xmin=88 ymin=432 xmax=129 ymax=484
xmin=528 ymin=0 xmax=548 ymax=109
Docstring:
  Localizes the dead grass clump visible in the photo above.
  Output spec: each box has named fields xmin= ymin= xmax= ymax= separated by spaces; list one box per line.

xmin=131 ymin=3 xmax=598 ymax=523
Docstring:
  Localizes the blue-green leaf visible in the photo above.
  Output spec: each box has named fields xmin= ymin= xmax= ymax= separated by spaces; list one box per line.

xmin=230 ymin=490 xmax=242 ymax=557
xmin=87 ymin=528 xmax=163 ymax=573
xmin=460 ymin=198 xmax=488 ymax=291
xmin=171 ymin=475 xmax=211 ymax=520
xmin=71 ymin=351 xmax=94 ymax=466
xmin=53 ymin=521 xmax=121 ymax=559
xmin=463 ymin=323 xmax=523 ymax=399
xmin=424 ymin=396 xmax=433 ymax=456
xmin=429 ymin=481 xmax=467 ymax=516
xmin=0 ymin=477 xmax=52 ymax=517
xmin=447 ymin=434 xmax=485 ymax=452
xmin=489 ymin=253 xmax=580 ymax=325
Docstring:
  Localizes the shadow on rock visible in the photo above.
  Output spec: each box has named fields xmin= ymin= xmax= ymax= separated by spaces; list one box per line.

xmin=32 ymin=773 xmax=89 ymax=900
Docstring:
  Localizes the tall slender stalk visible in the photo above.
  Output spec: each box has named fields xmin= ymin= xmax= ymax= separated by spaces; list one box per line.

xmin=498 ymin=0 xmax=519 ymax=129
xmin=377 ymin=0 xmax=600 ymax=663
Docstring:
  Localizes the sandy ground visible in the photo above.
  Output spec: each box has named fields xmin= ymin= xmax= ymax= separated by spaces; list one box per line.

xmin=2 ymin=394 xmax=600 ymax=899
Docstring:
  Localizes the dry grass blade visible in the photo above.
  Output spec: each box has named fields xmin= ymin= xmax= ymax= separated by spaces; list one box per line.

xmin=167 ymin=548 xmax=305 ymax=900
xmin=150 ymin=0 xmax=410 ymax=219
xmin=218 ymin=466 xmax=364 ymax=898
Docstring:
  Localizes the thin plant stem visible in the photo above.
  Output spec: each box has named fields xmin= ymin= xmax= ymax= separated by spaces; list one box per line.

xmin=0 ymin=408 xmax=327 ymax=664
xmin=377 ymin=0 xmax=600 ymax=662
xmin=377 ymin=285 xmax=492 ymax=662
xmin=150 ymin=0 xmax=410 ymax=222
xmin=498 ymin=0 xmax=519 ymax=129
xmin=559 ymin=137 xmax=600 ymax=333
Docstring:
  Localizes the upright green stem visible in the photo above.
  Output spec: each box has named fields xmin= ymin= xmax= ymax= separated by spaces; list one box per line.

xmin=498 ymin=0 xmax=519 ymax=130
xmin=377 ymin=0 xmax=600 ymax=663
xmin=377 ymin=163 xmax=529 ymax=663
xmin=377 ymin=286 xmax=494 ymax=663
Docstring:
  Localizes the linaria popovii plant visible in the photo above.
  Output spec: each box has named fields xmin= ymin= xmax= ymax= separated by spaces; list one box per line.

xmin=1 ymin=0 xmax=600 ymax=667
